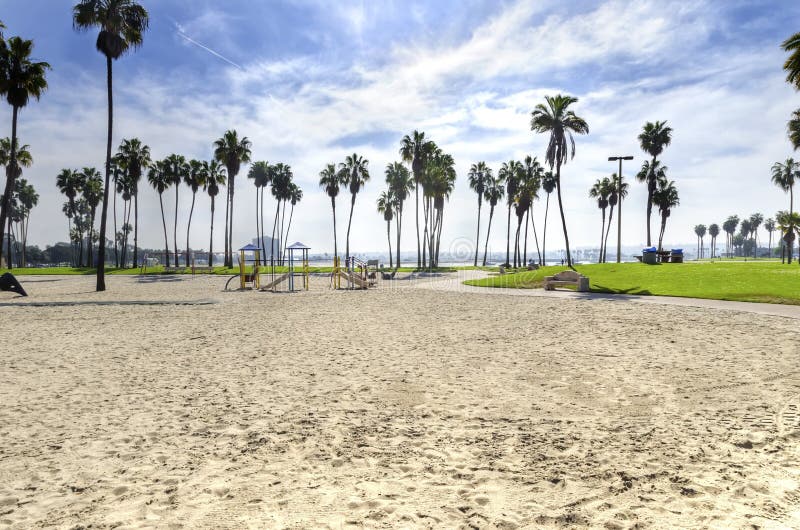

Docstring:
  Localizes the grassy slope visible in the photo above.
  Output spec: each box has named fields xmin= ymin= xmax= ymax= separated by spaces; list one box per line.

xmin=464 ymin=261 xmax=800 ymax=305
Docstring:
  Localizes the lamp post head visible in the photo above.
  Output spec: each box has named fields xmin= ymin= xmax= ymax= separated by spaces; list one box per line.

xmin=608 ymin=155 xmax=634 ymax=161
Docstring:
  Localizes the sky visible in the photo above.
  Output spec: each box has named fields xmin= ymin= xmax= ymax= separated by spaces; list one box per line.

xmin=1 ymin=0 xmax=800 ymax=259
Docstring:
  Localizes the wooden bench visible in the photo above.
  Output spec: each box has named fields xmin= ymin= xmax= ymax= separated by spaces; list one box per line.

xmin=543 ymin=270 xmax=590 ymax=292
xmin=192 ymin=266 xmax=215 ymax=275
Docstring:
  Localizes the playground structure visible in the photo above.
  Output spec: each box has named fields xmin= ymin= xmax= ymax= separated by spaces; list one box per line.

xmin=224 ymin=242 xmax=310 ymax=292
xmin=331 ymin=256 xmax=378 ymax=289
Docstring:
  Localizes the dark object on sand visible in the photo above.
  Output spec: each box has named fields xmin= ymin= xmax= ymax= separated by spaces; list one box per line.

xmin=0 ymin=273 xmax=27 ymax=297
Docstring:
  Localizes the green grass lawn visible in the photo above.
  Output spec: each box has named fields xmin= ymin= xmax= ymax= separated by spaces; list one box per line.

xmin=464 ymin=261 xmax=800 ymax=305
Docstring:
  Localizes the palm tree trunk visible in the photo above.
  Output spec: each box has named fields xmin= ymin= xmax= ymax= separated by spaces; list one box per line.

xmin=646 ymin=156 xmax=656 ymax=246
xmin=0 ymin=106 xmax=19 ymax=270
xmin=555 ymin=163 xmax=574 ymax=269
xmin=436 ymin=207 xmax=444 ymax=266
xmin=254 ymin=187 xmax=260 ymax=264
xmin=223 ymin=179 xmax=231 ymax=267
xmin=331 ymin=197 xmax=338 ymax=260
xmin=387 ymin=219 xmax=393 ymax=268
xmin=173 ymin=185 xmax=179 ymax=267
xmin=159 ymin=193 xmax=170 ymax=267
xmin=209 ymin=196 xmax=215 ymax=266
xmin=530 ymin=206 xmax=542 ymax=266
xmin=599 ymin=208 xmax=606 ymax=262
xmin=131 ymin=193 xmax=138 ymax=267
xmin=482 ymin=205 xmax=495 ymax=266
xmin=474 ymin=197 xmax=482 ymax=266
xmin=186 ymin=191 xmax=196 ymax=266
xmin=228 ymin=174 xmax=235 ymax=268
xmin=514 ymin=216 xmax=523 ymax=268
xmin=124 ymin=199 xmax=132 ymax=265
xmin=396 ymin=201 xmax=402 ymax=269
xmin=271 ymin=200 xmax=280 ymax=265
xmin=280 ymin=199 xmax=287 ymax=265
xmin=260 ymin=186 xmax=266 ymax=259
xmin=96 ymin=56 xmax=114 ymax=290
xmin=603 ymin=205 xmax=615 ymax=264
xmin=7 ymin=221 xmax=12 ymax=269
xmin=113 ymin=178 xmax=119 ymax=267
xmin=284 ymin=203 xmax=295 ymax=257
xmin=505 ymin=204 xmax=511 ymax=266
xmin=415 ymin=185 xmax=420 ymax=268
xmin=345 ymin=193 xmax=356 ymax=260
xmin=542 ymin=194 xmax=550 ymax=266
xmin=523 ymin=208 xmax=529 ymax=266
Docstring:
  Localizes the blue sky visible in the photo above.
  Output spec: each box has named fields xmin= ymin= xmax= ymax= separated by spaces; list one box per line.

xmin=2 ymin=0 xmax=800 ymax=257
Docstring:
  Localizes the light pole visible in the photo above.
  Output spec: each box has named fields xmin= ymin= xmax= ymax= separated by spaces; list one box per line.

xmin=608 ymin=156 xmax=634 ymax=263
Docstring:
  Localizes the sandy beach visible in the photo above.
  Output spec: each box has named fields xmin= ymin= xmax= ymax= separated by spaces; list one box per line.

xmin=1 ymin=273 xmax=800 ymax=528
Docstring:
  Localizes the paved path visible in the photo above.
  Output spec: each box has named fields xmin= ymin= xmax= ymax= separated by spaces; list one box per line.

xmin=413 ymin=270 xmax=800 ymax=320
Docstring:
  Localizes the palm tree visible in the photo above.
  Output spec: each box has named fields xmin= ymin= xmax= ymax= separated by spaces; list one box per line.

xmin=56 ymin=168 xmax=83 ymax=265
xmin=499 ymin=160 xmax=522 ymax=267
xmin=540 ymin=171 xmax=556 ymax=265
xmin=739 ymin=219 xmax=752 ymax=258
xmin=204 ymin=160 xmax=226 ymax=266
xmin=707 ymin=224 xmax=719 ymax=258
xmin=115 ymin=164 xmax=134 ymax=266
xmin=589 ymin=177 xmax=612 ymax=262
xmin=749 ymin=213 xmax=764 ymax=258
xmin=282 ymin=183 xmax=302 ymax=258
xmin=531 ymin=94 xmax=589 ymax=269
xmin=163 ymin=154 xmax=188 ymax=266
xmin=400 ymin=131 xmax=434 ymax=268
xmin=0 ymin=37 xmax=49 ymax=270
xmin=694 ymin=224 xmax=707 ymax=259
xmin=481 ymin=172 xmax=504 ymax=266
xmin=514 ymin=165 xmax=537 ymax=268
xmin=339 ymin=153 xmax=370 ymax=260
xmin=722 ymin=216 xmax=739 ymax=258
xmin=81 ymin=167 xmax=103 ymax=266
xmin=147 ymin=159 xmax=171 ymax=266
xmin=74 ymin=0 xmax=148 ymax=289
xmin=522 ymin=156 xmax=543 ymax=266
xmin=247 ymin=161 xmax=271 ymax=260
xmin=651 ymin=178 xmax=679 ymax=252
xmin=269 ymin=163 xmax=292 ymax=264
xmin=765 ymin=218 xmax=776 ymax=257
xmin=116 ymin=138 xmax=150 ymax=267
xmin=377 ymin=190 xmax=395 ymax=268
xmin=777 ymin=210 xmax=800 ymax=263
xmin=426 ymin=151 xmax=456 ymax=267
xmin=468 ymin=162 xmax=490 ymax=266
xmin=603 ymin=173 xmax=629 ymax=263
xmin=790 ymin=109 xmax=800 ymax=151
xmin=782 ymin=31 xmax=800 ymax=90
xmin=213 ymin=130 xmax=252 ymax=267
xmin=319 ymin=164 xmax=342 ymax=261
xmin=637 ymin=121 xmax=673 ymax=246
xmin=185 ymin=159 xmax=206 ymax=266
xmin=385 ymin=161 xmax=413 ymax=268
xmin=13 ymin=178 xmax=37 ymax=266
xmin=771 ymin=159 xmax=798 ymax=220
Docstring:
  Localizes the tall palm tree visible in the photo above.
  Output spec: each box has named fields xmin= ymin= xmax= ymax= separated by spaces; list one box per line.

xmin=790 ymin=109 xmax=800 ymax=151
xmin=0 ymin=37 xmax=49 ymax=270
xmin=74 ymin=0 xmax=148 ymax=289
xmin=499 ymin=160 xmax=521 ymax=267
xmin=13 ymin=178 xmax=37 ymax=266
xmin=540 ymin=171 xmax=556 ymax=265
xmin=81 ymin=167 xmax=103 ymax=266
xmin=694 ymin=224 xmax=707 ymax=259
xmin=385 ymin=161 xmax=413 ymax=268
xmin=468 ymin=162 xmax=490 ymax=266
xmin=56 ymin=169 xmax=83 ymax=265
xmin=514 ymin=165 xmax=537 ymax=268
xmin=522 ymin=156 xmax=543 ymax=266
xmin=116 ymin=138 xmax=149 ymax=267
xmin=400 ymin=130 xmax=434 ymax=269
xmin=772 ymin=159 xmax=798 ymax=229
xmin=482 ymin=172 xmax=505 ymax=266
xmin=377 ymin=189 xmax=395 ymax=268
xmin=777 ymin=210 xmax=800 ymax=264
xmin=147 ymin=159 xmax=171 ymax=267
xmin=637 ymin=121 xmax=673 ymax=246
xmin=531 ymin=94 xmax=589 ymax=269
xmin=749 ymin=213 xmax=764 ymax=258
xmin=213 ymin=130 xmax=252 ymax=267
xmin=339 ymin=153 xmax=370 ymax=260
xmin=652 ymin=178 xmax=679 ymax=252
xmin=184 ymin=159 xmax=206 ymax=266
xmin=115 ymin=164 xmax=135 ymax=266
xmin=782 ymin=31 xmax=800 ymax=90
xmin=722 ymin=215 xmax=739 ymax=258
xmin=765 ymin=218 xmax=776 ymax=257
xmin=707 ymin=223 xmax=719 ymax=258
xmin=282 ymin=183 xmax=302 ymax=258
xmin=425 ymin=151 xmax=456 ymax=267
xmin=204 ymin=160 xmax=226 ymax=266
xmin=269 ymin=163 xmax=292 ymax=264
xmin=603 ymin=173 xmax=628 ymax=263
xmin=247 ymin=161 xmax=271 ymax=260
xmin=163 ymin=153 xmax=188 ymax=266
xmin=589 ymin=177 xmax=612 ymax=262
xmin=319 ymin=163 xmax=342 ymax=261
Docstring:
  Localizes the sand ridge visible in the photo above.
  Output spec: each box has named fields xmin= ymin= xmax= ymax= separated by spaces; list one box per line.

xmin=1 ymin=274 xmax=799 ymax=527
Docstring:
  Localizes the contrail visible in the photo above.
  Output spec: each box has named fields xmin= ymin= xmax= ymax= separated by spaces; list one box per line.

xmin=173 ymin=21 xmax=242 ymax=70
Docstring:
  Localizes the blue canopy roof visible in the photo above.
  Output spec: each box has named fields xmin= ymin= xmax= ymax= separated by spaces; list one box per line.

xmin=287 ymin=242 xmax=310 ymax=250
xmin=238 ymin=244 xmax=260 ymax=251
